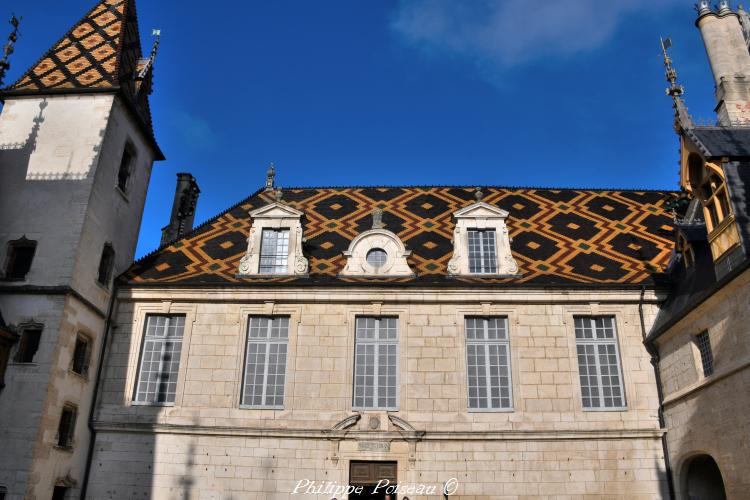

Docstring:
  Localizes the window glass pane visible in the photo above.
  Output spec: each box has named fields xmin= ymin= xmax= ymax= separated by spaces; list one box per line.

xmin=467 ymin=230 xmax=498 ymax=274
xmin=134 ymin=315 xmax=185 ymax=404
xmin=573 ymin=316 xmax=625 ymax=409
xmin=353 ymin=317 xmax=398 ymax=409
xmin=242 ymin=316 xmax=289 ymax=407
xmin=259 ymin=229 xmax=289 ymax=273
xmin=465 ymin=317 xmax=512 ymax=410
xmin=695 ymin=331 xmax=714 ymax=377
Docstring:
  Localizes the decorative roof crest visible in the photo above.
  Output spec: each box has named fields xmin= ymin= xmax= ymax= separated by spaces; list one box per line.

xmin=0 ymin=15 xmax=21 ymax=88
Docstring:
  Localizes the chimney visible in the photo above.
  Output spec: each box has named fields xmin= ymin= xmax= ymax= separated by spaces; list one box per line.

xmin=161 ymin=173 xmax=200 ymax=246
xmin=696 ymin=1 xmax=750 ymax=125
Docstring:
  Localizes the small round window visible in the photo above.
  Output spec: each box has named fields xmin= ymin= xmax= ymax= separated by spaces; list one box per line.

xmin=366 ymin=248 xmax=388 ymax=269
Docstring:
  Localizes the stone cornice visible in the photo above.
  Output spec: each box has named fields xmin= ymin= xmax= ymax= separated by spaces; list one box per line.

xmin=92 ymin=421 xmax=664 ymax=441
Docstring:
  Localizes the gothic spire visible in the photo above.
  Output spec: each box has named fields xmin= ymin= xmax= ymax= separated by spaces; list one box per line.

xmin=661 ymin=37 xmax=694 ymax=131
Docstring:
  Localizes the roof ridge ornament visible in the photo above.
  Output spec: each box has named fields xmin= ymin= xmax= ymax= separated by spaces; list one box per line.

xmin=274 ymin=187 xmax=283 ymax=202
xmin=266 ymin=162 xmax=276 ymax=191
xmin=372 ymin=208 xmax=385 ymax=229
xmin=474 ymin=187 xmax=484 ymax=202
xmin=718 ymin=0 xmax=732 ymax=14
xmin=0 ymin=15 xmax=21 ymax=88
xmin=661 ymin=37 xmax=694 ymax=131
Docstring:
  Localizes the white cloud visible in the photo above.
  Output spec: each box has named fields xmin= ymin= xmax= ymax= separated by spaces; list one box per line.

xmin=391 ymin=0 xmax=682 ymax=69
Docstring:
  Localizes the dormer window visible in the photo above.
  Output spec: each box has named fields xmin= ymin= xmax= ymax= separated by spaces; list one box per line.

xmin=340 ymin=209 xmax=414 ymax=277
xmin=259 ymin=229 xmax=290 ymax=274
xmin=687 ymin=155 xmax=732 ymax=233
xmin=468 ymin=229 xmax=498 ymax=274
xmin=238 ymin=193 xmax=308 ymax=277
xmin=447 ymin=190 xmax=520 ymax=277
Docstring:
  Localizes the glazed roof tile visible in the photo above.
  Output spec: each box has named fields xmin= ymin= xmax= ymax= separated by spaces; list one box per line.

xmin=125 ymin=186 xmax=678 ymax=287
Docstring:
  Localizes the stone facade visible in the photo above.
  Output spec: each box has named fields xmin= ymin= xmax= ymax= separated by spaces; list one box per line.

xmin=0 ymin=92 xmax=158 ymax=499
xmin=86 ymin=287 xmax=670 ymax=499
xmin=653 ymin=268 xmax=750 ymax=499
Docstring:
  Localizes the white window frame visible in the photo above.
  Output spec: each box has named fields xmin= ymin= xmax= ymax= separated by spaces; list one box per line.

xmin=447 ymin=200 xmax=519 ymax=276
xmin=465 ymin=316 xmax=513 ymax=412
xmin=467 ymin=229 xmax=498 ymax=274
xmin=132 ymin=315 xmax=185 ymax=406
xmin=240 ymin=316 xmax=290 ymax=409
xmin=352 ymin=317 xmax=399 ymax=411
xmin=574 ymin=316 xmax=627 ymax=411
xmin=259 ymin=228 xmax=290 ymax=274
xmin=238 ymin=201 xmax=308 ymax=276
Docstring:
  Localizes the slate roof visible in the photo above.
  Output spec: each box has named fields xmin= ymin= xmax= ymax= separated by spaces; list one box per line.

xmin=125 ymin=186 xmax=677 ymax=287
xmin=2 ymin=0 xmax=160 ymax=155
xmin=689 ymin=127 xmax=750 ymax=158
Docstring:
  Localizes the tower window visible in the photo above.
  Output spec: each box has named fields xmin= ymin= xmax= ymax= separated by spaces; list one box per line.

xmin=695 ymin=331 xmax=714 ymax=377
xmin=57 ymin=404 xmax=77 ymax=448
xmin=71 ymin=334 xmax=90 ymax=376
xmin=117 ymin=147 xmax=134 ymax=193
xmin=51 ymin=486 xmax=68 ymax=500
xmin=97 ymin=244 xmax=115 ymax=286
xmin=468 ymin=229 xmax=498 ymax=274
xmin=259 ymin=229 xmax=289 ymax=274
xmin=15 ymin=326 xmax=42 ymax=363
xmin=4 ymin=237 xmax=37 ymax=281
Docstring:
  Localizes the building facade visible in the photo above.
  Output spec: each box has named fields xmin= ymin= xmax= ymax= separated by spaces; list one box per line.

xmin=84 ymin=184 xmax=676 ymax=499
xmin=0 ymin=1 xmax=748 ymax=499
xmin=0 ymin=0 xmax=163 ymax=498
xmin=644 ymin=3 xmax=750 ymax=499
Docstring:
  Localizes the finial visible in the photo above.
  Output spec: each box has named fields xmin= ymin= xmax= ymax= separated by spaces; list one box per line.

xmin=474 ymin=187 xmax=484 ymax=202
xmin=661 ymin=37 xmax=694 ymax=130
xmin=265 ymin=162 xmax=276 ymax=191
xmin=0 ymin=15 xmax=21 ymax=88
xmin=695 ymin=0 xmax=712 ymax=15
xmin=718 ymin=0 xmax=732 ymax=13
xmin=274 ymin=187 xmax=283 ymax=202
xmin=135 ymin=28 xmax=161 ymax=94
xmin=372 ymin=208 xmax=384 ymax=229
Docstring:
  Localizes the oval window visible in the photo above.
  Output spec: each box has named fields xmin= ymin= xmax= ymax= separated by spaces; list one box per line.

xmin=366 ymin=248 xmax=388 ymax=269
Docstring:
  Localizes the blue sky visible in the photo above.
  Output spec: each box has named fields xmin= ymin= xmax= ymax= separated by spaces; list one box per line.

xmin=2 ymin=0 xmax=718 ymax=257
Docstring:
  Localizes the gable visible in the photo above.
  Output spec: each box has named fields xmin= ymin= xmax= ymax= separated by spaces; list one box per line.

xmin=125 ymin=186 xmax=677 ymax=286
xmin=453 ymin=202 xmax=509 ymax=219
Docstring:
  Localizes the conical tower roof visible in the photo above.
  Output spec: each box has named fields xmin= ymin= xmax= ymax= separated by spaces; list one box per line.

xmin=3 ymin=0 xmax=161 ymax=156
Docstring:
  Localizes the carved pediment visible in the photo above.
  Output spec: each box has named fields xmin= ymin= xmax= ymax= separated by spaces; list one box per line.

xmin=453 ymin=202 xmax=509 ymax=220
xmin=249 ymin=202 xmax=304 ymax=220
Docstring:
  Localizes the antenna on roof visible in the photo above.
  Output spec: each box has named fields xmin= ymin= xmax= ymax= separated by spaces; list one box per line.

xmin=661 ymin=36 xmax=694 ymax=130
xmin=0 ymin=15 xmax=21 ymax=88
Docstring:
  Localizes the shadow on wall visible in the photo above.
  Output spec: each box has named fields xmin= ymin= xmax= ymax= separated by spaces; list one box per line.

xmin=667 ymin=310 xmax=739 ymax=500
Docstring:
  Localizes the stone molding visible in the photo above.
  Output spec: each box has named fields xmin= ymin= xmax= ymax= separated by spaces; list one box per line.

xmin=340 ymin=228 xmax=414 ymax=277
xmin=238 ymin=202 xmax=308 ymax=276
xmin=92 ymin=421 xmax=664 ymax=441
xmin=447 ymin=202 xmax=520 ymax=276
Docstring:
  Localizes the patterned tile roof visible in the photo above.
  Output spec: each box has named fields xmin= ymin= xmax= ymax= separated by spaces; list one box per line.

xmin=126 ymin=186 xmax=678 ymax=287
xmin=3 ymin=0 xmax=157 ymax=143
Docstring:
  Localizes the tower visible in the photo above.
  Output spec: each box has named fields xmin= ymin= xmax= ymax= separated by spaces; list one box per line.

xmin=0 ymin=1 xmax=163 ymax=498
xmin=696 ymin=0 xmax=750 ymax=124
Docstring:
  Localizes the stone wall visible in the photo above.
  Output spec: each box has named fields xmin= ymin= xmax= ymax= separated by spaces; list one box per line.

xmin=88 ymin=287 xmax=669 ymax=498
xmin=656 ymin=267 xmax=750 ymax=499
xmin=0 ymin=92 xmax=158 ymax=499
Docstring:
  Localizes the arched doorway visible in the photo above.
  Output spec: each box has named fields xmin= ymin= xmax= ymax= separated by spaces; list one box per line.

xmin=683 ymin=454 xmax=726 ymax=500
